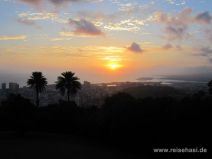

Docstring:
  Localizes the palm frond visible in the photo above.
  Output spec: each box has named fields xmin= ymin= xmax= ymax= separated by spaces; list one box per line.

xmin=55 ymin=71 xmax=82 ymax=99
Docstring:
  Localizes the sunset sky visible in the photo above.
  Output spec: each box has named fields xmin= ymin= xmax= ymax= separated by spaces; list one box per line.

xmin=0 ymin=0 xmax=212 ymax=86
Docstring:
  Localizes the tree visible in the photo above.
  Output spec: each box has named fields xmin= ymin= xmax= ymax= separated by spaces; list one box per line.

xmin=208 ymin=80 xmax=212 ymax=95
xmin=1 ymin=94 xmax=35 ymax=120
xmin=27 ymin=72 xmax=47 ymax=107
xmin=1 ymin=94 xmax=36 ymax=136
xmin=56 ymin=71 xmax=81 ymax=102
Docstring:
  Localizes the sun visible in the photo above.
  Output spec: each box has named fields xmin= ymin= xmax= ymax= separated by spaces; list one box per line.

xmin=103 ymin=56 xmax=124 ymax=71
xmin=107 ymin=62 xmax=123 ymax=70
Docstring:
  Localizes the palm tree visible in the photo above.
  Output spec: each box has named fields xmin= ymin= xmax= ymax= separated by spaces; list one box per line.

xmin=27 ymin=72 xmax=48 ymax=107
xmin=208 ymin=80 xmax=212 ymax=95
xmin=56 ymin=71 xmax=81 ymax=102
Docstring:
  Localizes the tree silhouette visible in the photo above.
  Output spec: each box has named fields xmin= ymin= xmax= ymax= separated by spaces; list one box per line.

xmin=56 ymin=71 xmax=81 ymax=102
xmin=27 ymin=72 xmax=47 ymax=107
xmin=208 ymin=80 xmax=212 ymax=95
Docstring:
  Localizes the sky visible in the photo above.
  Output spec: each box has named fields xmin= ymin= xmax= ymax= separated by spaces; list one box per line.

xmin=0 ymin=0 xmax=212 ymax=86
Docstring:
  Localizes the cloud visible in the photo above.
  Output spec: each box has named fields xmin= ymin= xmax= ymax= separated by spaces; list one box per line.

xmin=19 ymin=0 xmax=42 ymax=5
xmin=127 ymin=42 xmax=143 ymax=53
xmin=199 ymin=47 xmax=212 ymax=56
xmin=199 ymin=47 xmax=212 ymax=63
xmin=0 ymin=35 xmax=27 ymax=41
xmin=166 ymin=0 xmax=186 ymax=6
xmin=49 ymin=0 xmax=85 ymax=5
xmin=205 ymin=29 xmax=212 ymax=43
xmin=154 ymin=8 xmax=212 ymax=41
xmin=50 ymin=37 xmax=72 ymax=41
xmin=162 ymin=44 xmax=182 ymax=50
xmin=104 ymin=18 xmax=145 ymax=32
xmin=67 ymin=19 xmax=104 ymax=36
xmin=17 ymin=11 xmax=69 ymax=28
xmin=17 ymin=12 xmax=63 ymax=28
xmin=164 ymin=25 xmax=188 ymax=40
xmin=155 ymin=8 xmax=212 ymax=26
xmin=154 ymin=8 xmax=192 ymax=40
xmin=18 ymin=0 xmax=102 ymax=6
xmin=49 ymin=0 xmax=103 ymax=5
xmin=195 ymin=11 xmax=212 ymax=24
xmin=17 ymin=18 xmax=36 ymax=26
xmin=154 ymin=8 xmax=193 ymax=25
xmin=176 ymin=45 xmax=182 ymax=50
xmin=18 ymin=12 xmax=57 ymax=20
xmin=118 ymin=2 xmax=154 ymax=14
xmin=60 ymin=31 xmax=89 ymax=37
xmin=163 ymin=43 xmax=173 ymax=50
xmin=193 ymin=46 xmax=212 ymax=63
xmin=113 ymin=0 xmax=156 ymax=17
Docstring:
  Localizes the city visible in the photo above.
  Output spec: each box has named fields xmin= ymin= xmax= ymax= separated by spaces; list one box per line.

xmin=0 ymin=80 xmax=209 ymax=107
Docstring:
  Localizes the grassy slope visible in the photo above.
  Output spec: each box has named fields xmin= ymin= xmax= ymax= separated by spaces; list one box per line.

xmin=0 ymin=131 xmax=142 ymax=159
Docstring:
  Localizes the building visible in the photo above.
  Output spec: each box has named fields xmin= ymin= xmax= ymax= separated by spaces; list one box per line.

xmin=1 ymin=83 xmax=6 ymax=90
xmin=83 ymin=81 xmax=91 ymax=87
xmin=9 ymin=83 xmax=19 ymax=92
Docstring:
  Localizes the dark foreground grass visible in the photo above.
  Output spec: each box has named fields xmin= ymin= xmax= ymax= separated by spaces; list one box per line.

xmin=0 ymin=131 xmax=142 ymax=159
